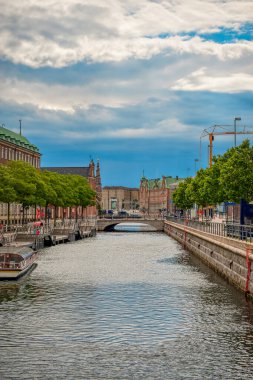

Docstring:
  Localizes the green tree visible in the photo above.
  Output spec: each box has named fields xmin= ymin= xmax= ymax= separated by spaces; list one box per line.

xmin=41 ymin=171 xmax=67 ymax=223
xmin=65 ymin=175 xmax=96 ymax=221
xmin=173 ymin=177 xmax=194 ymax=210
xmin=219 ymin=140 xmax=253 ymax=203
xmin=41 ymin=171 xmax=96 ymax=223
xmin=7 ymin=161 xmax=45 ymax=223
xmin=0 ymin=165 xmax=17 ymax=224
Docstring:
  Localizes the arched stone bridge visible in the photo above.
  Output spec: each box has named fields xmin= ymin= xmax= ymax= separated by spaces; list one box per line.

xmin=97 ymin=218 xmax=165 ymax=231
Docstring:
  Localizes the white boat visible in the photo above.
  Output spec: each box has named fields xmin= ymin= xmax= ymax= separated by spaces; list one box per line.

xmin=0 ymin=246 xmax=38 ymax=280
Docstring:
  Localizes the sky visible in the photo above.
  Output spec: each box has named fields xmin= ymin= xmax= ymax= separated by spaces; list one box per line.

xmin=0 ymin=0 xmax=253 ymax=187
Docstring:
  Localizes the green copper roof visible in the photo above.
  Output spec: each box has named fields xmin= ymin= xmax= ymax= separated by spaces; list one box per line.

xmin=141 ymin=176 xmax=183 ymax=190
xmin=0 ymin=126 xmax=40 ymax=153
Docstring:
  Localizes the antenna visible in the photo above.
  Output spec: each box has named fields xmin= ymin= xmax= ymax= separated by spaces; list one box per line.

xmin=19 ymin=119 xmax=22 ymax=135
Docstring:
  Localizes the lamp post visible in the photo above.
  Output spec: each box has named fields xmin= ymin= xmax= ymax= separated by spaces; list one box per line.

xmin=234 ymin=117 xmax=241 ymax=147
xmin=194 ymin=158 xmax=199 ymax=174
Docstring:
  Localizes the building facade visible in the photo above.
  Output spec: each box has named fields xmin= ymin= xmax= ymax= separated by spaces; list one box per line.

xmin=0 ymin=125 xmax=41 ymax=224
xmin=0 ymin=125 xmax=101 ymax=223
xmin=139 ymin=176 xmax=182 ymax=216
xmin=102 ymin=186 xmax=139 ymax=212
xmin=0 ymin=125 xmax=41 ymax=168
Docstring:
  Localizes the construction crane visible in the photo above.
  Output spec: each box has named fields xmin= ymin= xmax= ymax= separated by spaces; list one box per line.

xmin=200 ymin=125 xmax=253 ymax=167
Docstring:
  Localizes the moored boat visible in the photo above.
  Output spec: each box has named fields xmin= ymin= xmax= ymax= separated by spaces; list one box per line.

xmin=0 ymin=246 xmax=38 ymax=280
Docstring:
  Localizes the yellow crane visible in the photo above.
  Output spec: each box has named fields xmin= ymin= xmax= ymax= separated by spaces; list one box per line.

xmin=200 ymin=125 xmax=253 ymax=167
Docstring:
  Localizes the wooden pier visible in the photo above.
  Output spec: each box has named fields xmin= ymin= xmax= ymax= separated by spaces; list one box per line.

xmin=0 ymin=219 xmax=97 ymax=250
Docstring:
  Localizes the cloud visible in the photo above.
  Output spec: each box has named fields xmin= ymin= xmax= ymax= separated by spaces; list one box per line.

xmin=0 ymin=0 xmax=253 ymax=67
xmin=0 ymin=0 xmax=253 ymax=186
xmin=61 ymin=117 xmax=192 ymax=140
xmin=172 ymin=67 xmax=253 ymax=92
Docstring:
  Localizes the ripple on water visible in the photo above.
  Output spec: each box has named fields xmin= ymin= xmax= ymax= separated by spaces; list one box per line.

xmin=0 ymin=232 xmax=253 ymax=379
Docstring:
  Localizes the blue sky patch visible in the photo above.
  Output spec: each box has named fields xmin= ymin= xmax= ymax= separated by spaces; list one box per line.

xmin=149 ymin=23 xmax=253 ymax=44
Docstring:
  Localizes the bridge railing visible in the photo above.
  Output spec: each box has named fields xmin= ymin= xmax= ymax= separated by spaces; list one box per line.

xmin=166 ymin=216 xmax=253 ymax=242
xmin=98 ymin=215 xmax=165 ymax=220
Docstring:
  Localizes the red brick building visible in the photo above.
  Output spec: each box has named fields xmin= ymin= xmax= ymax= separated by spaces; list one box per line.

xmin=139 ymin=175 xmax=182 ymax=216
xmin=0 ymin=124 xmax=101 ymax=222
xmin=0 ymin=124 xmax=41 ymax=168
xmin=0 ymin=125 xmax=41 ymax=224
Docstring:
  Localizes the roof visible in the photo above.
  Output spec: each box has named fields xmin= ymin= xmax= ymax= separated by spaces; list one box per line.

xmin=0 ymin=126 xmax=40 ymax=153
xmin=41 ymin=167 xmax=90 ymax=177
xmin=141 ymin=176 xmax=183 ymax=190
xmin=0 ymin=246 xmax=34 ymax=258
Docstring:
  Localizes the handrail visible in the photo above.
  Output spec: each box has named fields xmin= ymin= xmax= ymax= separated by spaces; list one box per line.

xmin=166 ymin=216 xmax=253 ymax=242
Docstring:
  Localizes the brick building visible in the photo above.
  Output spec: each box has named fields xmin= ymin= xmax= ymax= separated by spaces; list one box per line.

xmin=0 ymin=125 xmax=41 ymax=168
xmin=102 ymin=186 xmax=139 ymax=212
xmin=139 ymin=176 xmax=182 ymax=216
xmin=0 ymin=124 xmax=101 ymax=223
xmin=0 ymin=125 xmax=41 ymax=224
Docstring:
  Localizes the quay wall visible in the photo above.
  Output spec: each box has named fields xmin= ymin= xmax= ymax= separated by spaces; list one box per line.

xmin=164 ymin=220 xmax=253 ymax=297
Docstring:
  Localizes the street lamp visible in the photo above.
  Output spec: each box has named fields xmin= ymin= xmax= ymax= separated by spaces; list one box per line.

xmin=234 ymin=117 xmax=241 ymax=147
xmin=194 ymin=158 xmax=199 ymax=174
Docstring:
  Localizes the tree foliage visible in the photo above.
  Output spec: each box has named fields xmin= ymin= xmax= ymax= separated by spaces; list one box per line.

xmin=172 ymin=177 xmax=194 ymax=210
xmin=219 ymin=140 xmax=253 ymax=203
xmin=0 ymin=161 xmax=96 ymax=216
xmin=173 ymin=140 xmax=253 ymax=209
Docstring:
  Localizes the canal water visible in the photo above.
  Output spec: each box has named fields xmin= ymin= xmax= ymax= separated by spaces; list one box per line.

xmin=1 ymin=232 xmax=253 ymax=379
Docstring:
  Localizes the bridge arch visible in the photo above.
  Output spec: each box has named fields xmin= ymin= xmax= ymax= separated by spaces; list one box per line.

xmin=103 ymin=222 xmax=156 ymax=232
xmin=97 ymin=218 xmax=164 ymax=232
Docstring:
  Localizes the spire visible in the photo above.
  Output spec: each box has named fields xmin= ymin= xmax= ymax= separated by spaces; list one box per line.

xmin=96 ymin=159 xmax=100 ymax=177
xmin=88 ymin=159 xmax=95 ymax=177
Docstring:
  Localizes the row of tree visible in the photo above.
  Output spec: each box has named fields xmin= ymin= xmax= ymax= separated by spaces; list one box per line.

xmin=0 ymin=161 xmax=96 ymax=223
xmin=173 ymin=140 xmax=253 ymax=210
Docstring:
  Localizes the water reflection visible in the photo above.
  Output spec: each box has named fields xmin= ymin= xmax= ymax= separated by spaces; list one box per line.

xmin=0 ymin=232 xmax=253 ymax=379
xmin=0 ymin=264 xmax=38 ymax=303
xmin=114 ymin=222 xmax=157 ymax=232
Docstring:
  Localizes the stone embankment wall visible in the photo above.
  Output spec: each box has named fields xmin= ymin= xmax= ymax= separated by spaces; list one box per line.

xmin=164 ymin=220 xmax=253 ymax=297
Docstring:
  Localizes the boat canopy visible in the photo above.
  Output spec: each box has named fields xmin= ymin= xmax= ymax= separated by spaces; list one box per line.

xmin=0 ymin=247 xmax=35 ymax=260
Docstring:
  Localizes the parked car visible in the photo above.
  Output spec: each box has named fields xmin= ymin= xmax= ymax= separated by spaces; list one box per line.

xmin=117 ymin=211 xmax=129 ymax=218
xmin=129 ymin=214 xmax=142 ymax=218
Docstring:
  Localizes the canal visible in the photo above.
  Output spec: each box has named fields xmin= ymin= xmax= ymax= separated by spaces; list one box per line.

xmin=1 ymin=231 xmax=253 ymax=379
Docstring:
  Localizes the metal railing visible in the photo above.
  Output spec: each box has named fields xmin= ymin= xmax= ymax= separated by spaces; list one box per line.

xmin=98 ymin=215 xmax=164 ymax=220
xmin=0 ymin=262 xmax=21 ymax=270
xmin=166 ymin=216 xmax=253 ymax=242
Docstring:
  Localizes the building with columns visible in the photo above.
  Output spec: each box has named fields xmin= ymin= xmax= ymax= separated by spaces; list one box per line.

xmin=102 ymin=186 xmax=139 ymax=212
